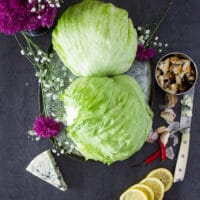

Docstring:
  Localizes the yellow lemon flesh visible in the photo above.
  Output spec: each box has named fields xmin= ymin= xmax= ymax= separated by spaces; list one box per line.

xmin=147 ymin=168 xmax=173 ymax=192
xmin=140 ymin=177 xmax=165 ymax=200
xmin=120 ymin=188 xmax=148 ymax=200
xmin=129 ymin=184 xmax=154 ymax=200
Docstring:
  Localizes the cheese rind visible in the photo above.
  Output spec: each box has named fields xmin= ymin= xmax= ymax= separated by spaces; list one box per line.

xmin=26 ymin=149 xmax=67 ymax=191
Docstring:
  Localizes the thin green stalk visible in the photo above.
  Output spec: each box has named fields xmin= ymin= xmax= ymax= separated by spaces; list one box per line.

xmin=14 ymin=34 xmax=39 ymax=71
xmin=21 ymin=32 xmax=58 ymax=78
xmin=144 ymin=1 xmax=173 ymax=48
xmin=40 ymin=83 xmax=47 ymax=116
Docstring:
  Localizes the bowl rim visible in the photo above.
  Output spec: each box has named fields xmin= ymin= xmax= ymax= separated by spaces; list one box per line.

xmin=155 ymin=51 xmax=198 ymax=95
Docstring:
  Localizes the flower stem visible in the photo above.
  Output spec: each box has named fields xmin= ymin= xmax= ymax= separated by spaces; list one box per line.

xmin=14 ymin=34 xmax=38 ymax=71
xmin=144 ymin=1 xmax=173 ymax=48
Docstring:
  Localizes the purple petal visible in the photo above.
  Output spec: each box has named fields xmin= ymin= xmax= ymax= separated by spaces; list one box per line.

xmin=0 ymin=0 xmax=58 ymax=35
xmin=33 ymin=116 xmax=61 ymax=138
xmin=136 ymin=44 xmax=156 ymax=61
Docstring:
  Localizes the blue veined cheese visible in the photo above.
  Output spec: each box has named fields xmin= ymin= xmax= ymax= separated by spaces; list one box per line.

xmin=181 ymin=95 xmax=193 ymax=117
xmin=26 ymin=149 xmax=67 ymax=191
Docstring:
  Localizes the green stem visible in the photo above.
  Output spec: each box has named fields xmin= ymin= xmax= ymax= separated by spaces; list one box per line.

xmin=14 ymin=34 xmax=47 ymax=116
xmin=144 ymin=1 xmax=173 ymax=48
xmin=21 ymin=32 xmax=58 ymax=78
xmin=40 ymin=83 xmax=47 ymax=116
xmin=14 ymin=35 xmax=38 ymax=71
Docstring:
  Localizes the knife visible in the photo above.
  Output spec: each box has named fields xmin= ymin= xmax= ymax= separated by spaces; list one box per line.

xmin=173 ymin=87 xmax=195 ymax=183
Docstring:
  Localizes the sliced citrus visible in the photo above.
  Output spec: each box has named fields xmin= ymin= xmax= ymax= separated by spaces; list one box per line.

xmin=129 ymin=184 xmax=154 ymax=200
xmin=147 ymin=168 xmax=173 ymax=192
xmin=120 ymin=188 xmax=148 ymax=200
xmin=140 ymin=177 xmax=164 ymax=200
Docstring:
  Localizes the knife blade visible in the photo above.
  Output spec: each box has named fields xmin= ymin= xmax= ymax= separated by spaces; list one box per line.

xmin=173 ymin=87 xmax=195 ymax=183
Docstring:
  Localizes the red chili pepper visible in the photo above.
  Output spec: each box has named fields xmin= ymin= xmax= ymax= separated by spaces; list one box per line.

xmin=131 ymin=150 xmax=161 ymax=167
xmin=158 ymin=140 xmax=166 ymax=161
xmin=145 ymin=150 xmax=161 ymax=164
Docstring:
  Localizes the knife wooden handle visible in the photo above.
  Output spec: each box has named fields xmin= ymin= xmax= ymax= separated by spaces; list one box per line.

xmin=174 ymin=132 xmax=190 ymax=183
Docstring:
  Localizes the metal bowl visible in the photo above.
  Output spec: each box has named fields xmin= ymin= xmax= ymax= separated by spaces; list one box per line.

xmin=155 ymin=52 xmax=198 ymax=95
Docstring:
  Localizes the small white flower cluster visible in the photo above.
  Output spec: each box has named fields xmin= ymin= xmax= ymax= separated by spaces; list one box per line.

xmin=26 ymin=130 xmax=41 ymax=141
xmin=137 ymin=26 xmax=168 ymax=53
xmin=29 ymin=0 xmax=63 ymax=19
xmin=137 ymin=26 xmax=151 ymax=45
xmin=52 ymin=140 xmax=76 ymax=156
xmin=20 ymin=48 xmax=52 ymax=64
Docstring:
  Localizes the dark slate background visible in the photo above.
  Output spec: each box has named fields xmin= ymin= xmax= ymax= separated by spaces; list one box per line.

xmin=0 ymin=0 xmax=200 ymax=199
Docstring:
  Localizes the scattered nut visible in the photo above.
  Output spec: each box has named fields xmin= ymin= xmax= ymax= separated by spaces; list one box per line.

xmin=156 ymin=126 xmax=167 ymax=134
xmin=165 ymin=94 xmax=178 ymax=108
xmin=160 ymin=108 xmax=176 ymax=124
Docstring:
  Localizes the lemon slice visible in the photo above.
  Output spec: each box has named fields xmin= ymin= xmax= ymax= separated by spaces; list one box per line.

xmin=140 ymin=177 xmax=164 ymax=200
xmin=147 ymin=168 xmax=173 ymax=192
xmin=129 ymin=184 xmax=154 ymax=200
xmin=120 ymin=188 xmax=148 ymax=200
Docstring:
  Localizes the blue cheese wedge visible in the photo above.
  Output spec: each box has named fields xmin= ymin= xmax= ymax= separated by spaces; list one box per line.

xmin=26 ymin=149 xmax=67 ymax=191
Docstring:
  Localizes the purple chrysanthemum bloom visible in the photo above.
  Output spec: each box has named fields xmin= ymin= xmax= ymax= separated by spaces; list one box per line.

xmin=33 ymin=116 xmax=61 ymax=138
xmin=136 ymin=44 xmax=156 ymax=61
xmin=0 ymin=0 xmax=58 ymax=35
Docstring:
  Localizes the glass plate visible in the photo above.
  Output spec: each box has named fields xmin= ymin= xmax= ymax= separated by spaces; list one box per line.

xmin=42 ymin=50 xmax=153 ymax=159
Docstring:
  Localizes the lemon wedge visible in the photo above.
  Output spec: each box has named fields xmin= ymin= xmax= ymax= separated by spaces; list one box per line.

xmin=147 ymin=168 xmax=173 ymax=192
xmin=120 ymin=188 xmax=148 ymax=200
xmin=140 ymin=177 xmax=165 ymax=200
xmin=129 ymin=184 xmax=154 ymax=200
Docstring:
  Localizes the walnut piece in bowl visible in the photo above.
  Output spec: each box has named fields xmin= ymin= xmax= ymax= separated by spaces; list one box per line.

xmin=155 ymin=52 xmax=198 ymax=95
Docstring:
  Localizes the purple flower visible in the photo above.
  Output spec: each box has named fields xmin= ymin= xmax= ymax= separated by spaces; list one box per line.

xmin=33 ymin=116 xmax=61 ymax=138
xmin=136 ymin=44 xmax=156 ymax=61
xmin=0 ymin=0 xmax=58 ymax=35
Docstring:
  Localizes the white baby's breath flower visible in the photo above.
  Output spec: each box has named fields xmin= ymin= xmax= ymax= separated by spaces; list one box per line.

xmin=50 ymin=4 xmax=55 ymax=8
xmin=52 ymin=149 xmax=57 ymax=153
xmin=43 ymin=83 xmax=50 ymax=88
xmin=153 ymin=42 xmax=157 ymax=46
xmin=158 ymin=42 xmax=163 ymax=47
xmin=31 ymin=7 xmax=36 ymax=12
xmin=41 ymin=4 xmax=45 ymax=9
xmin=51 ymin=112 xmax=56 ymax=117
xmin=49 ymin=53 xmax=54 ymax=58
xmin=37 ymin=50 xmax=42 ymax=55
xmin=137 ymin=26 xmax=142 ymax=31
xmin=145 ymin=29 xmax=150 ymax=34
xmin=56 ymin=3 xmax=61 ymax=7
xmin=35 ymin=72 xmax=40 ymax=77
xmin=60 ymin=82 xmax=64 ymax=87
xmin=52 ymin=94 xmax=58 ymax=100
xmin=144 ymin=35 xmax=149 ymax=40
xmin=34 ymin=57 xmax=39 ymax=62
xmin=47 ymin=58 xmax=51 ymax=62
xmin=165 ymin=43 xmax=168 ymax=47
xmin=159 ymin=49 xmax=163 ymax=53
xmin=46 ymin=93 xmax=52 ymax=98
xmin=20 ymin=50 xmax=25 ymax=55
xmin=69 ymin=77 xmax=74 ymax=82
xmin=60 ymin=149 xmax=65 ymax=154
xmin=35 ymin=137 xmax=41 ymax=141
xmin=138 ymin=35 xmax=145 ymax=44
xmin=28 ymin=51 xmax=33 ymax=56
xmin=154 ymin=36 xmax=159 ymax=41
xmin=42 ymin=57 xmax=48 ymax=61
xmin=56 ymin=77 xmax=61 ymax=82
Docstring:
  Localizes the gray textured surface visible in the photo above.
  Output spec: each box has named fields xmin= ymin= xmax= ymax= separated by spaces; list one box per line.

xmin=0 ymin=0 xmax=200 ymax=199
